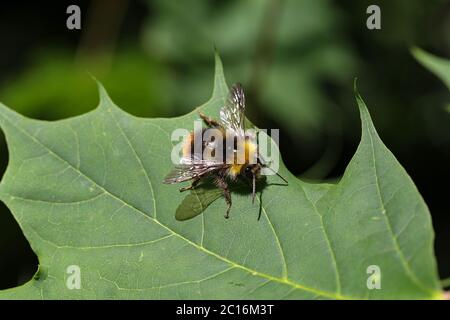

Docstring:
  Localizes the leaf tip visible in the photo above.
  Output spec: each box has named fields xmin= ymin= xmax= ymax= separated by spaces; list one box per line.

xmin=89 ymin=75 xmax=113 ymax=111
xmin=213 ymin=49 xmax=224 ymax=79
xmin=353 ymin=76 xmax=359 ymax=91
xmin=410 ymin=46 xmax=421 ymax=56
xmin=353 ymin=79 xmax=374 ymax=135
xmin=213 ymin=43 xmax=219 ymax=55
xmin=211 ymin=48 xmax=228 ymax=100
xmin=353 ymin=77 xmax=365 ymax=110
xmin=410 ymin=46 xmax=428 ymax=65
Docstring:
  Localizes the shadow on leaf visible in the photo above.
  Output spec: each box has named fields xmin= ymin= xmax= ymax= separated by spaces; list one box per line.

xmin=176 ymin=176 xmax=276 ymax=221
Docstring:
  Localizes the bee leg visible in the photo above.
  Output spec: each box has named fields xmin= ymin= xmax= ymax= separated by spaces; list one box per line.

xmin=215 ymin=176 xmax=232 ymax=218
xmin=199 ymin=112 xmax=221 ymax=127
xmin=223 ymin=188 xmax=232 ymax=219
xmin=179 ymin=178 xmax=200 ymax=192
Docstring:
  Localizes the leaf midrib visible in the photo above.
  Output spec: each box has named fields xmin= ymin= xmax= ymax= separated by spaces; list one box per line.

xmin=298 ymin=181 xmax=342 ymax=295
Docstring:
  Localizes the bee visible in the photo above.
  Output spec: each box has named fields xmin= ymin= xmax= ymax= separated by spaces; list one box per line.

xmin=163 ymin=83 xmax=287 ymax=219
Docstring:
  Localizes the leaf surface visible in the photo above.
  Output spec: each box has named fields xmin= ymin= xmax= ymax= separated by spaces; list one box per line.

xmin=0 ymin=55 xmax=441 ymax=299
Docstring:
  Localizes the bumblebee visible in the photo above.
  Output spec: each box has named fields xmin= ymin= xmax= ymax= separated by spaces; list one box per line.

xmin=164 ymin=83 xmax=286 ymax=219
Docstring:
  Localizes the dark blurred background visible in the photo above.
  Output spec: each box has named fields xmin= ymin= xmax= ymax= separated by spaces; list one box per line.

xmin=0 ymin=0 xmax=449 ymax=289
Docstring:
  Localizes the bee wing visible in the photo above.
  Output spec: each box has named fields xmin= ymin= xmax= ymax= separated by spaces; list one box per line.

xmin=220 ymin=83 xmax=245 ymax=136
xmin=175 ymin=186 xmax=223 ymax=221
xmin=163 ymin=160 xmax=223 ymax=184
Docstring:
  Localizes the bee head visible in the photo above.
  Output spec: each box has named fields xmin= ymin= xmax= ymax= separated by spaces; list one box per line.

xmin=244 ymin=163 xmax=262 ymax=180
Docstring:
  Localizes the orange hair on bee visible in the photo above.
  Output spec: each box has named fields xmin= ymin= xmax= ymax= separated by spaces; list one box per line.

xmin=182 ymin=132 xmax=194 ymax=159
xmin=228 ymin=139 xmax=258 ymax=178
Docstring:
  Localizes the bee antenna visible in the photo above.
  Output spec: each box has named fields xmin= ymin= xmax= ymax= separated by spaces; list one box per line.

xmin=264 ymin=166 xmax=288 ymax=185
xmin=252 ymin=173 xmax=256 ymax=204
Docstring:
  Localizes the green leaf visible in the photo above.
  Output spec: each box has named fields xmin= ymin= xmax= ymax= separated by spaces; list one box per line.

xmin=0 ymin=54 xmax=442 ymax=299
xmin=412 ymin=47 xmax=450 ymax=91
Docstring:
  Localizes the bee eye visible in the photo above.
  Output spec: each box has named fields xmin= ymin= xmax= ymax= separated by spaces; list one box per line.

xmin=245 ymin=166 xmax=252 ymax=173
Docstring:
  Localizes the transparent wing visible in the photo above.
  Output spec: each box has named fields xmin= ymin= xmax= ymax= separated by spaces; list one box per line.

xmin=163 ymin=165 xmax=204 ymax=184
xmin=220 ymin=83 xmax=245 ymax=136
xmin=175 ymin=186 xmax=223 ymax=221
xmin=163 ymin=162 xmax=222 ymax=184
